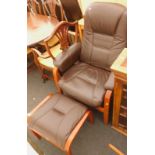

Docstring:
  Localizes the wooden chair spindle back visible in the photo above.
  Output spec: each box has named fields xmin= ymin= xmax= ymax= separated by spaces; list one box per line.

xmin=55 ymin=23 xmax=69 ymax=50
xmin=44 ymin=21 xmax=79 ymax=59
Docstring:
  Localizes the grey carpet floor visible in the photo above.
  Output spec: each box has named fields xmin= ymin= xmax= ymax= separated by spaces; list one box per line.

xmin=27 ymin=67 xmax=127 ymax=155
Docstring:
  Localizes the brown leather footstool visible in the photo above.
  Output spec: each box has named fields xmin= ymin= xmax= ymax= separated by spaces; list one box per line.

xmin=28 ymin=93 xmax=94 ymax=155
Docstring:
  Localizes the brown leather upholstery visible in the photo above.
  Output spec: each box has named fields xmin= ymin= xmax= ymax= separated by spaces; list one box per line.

xmin=59 ymin=62 xmax=110 ymax=107
xmin=54 ymin=42 xmax=81 ymax=73
xmin=104 ymin=72 xmax=115 ymax=90
xmin=54 ymin=2 xmax=127 ymax=108
xmin=81 ymin=2 xmax=127 ymax=71
xmin=28 ymin=94 xmax=87 ymax=149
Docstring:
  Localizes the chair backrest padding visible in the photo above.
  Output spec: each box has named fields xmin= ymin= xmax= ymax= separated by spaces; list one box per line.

xmin=80 ymin=2 xmax=127 ymax=70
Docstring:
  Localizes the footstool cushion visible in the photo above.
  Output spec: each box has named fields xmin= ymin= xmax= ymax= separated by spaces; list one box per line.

xmin=28 ymin=94 xmax=88 ymax=150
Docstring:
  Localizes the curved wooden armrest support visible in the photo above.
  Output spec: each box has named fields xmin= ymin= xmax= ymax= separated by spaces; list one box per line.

xmin=95 ymin=90 xmax=112 ymax=125
xmin=95 ymin=90 xmax=112 ymax=112
xmin=103 ymin=90 xmax=112 ymax=124
xmin=104 ymin=90 xmax=112 ymax=108
xmin=31 ymin=48 xmax=50 ymax=59
xmin=53 ymin=67 xmax=62 ymax=93
xmin=64 ymin=111 xmax=91 ymax=152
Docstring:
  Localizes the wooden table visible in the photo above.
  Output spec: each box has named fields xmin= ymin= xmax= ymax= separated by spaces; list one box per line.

xmin=111 ymin=48 xmax=127 ymax=136
xmin=27 ymin=13 xmax=59 ymax=47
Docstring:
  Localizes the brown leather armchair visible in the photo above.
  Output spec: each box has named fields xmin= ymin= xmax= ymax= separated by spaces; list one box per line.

xmin=53 ymin=2 xmax=127 ymax=124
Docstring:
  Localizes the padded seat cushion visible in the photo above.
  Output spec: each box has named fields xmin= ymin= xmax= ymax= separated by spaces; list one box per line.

xmin=28 ymin=94 xmax=87 ymax=149
xmin=59 ymin=62 xmax=110 ymax=107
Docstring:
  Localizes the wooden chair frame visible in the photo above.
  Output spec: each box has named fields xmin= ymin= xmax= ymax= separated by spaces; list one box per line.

xmin=28 ymin=93 xmax=94 ymax=155
xmin=44 ymin=21 xmax=78 ymax=50
xmin=58 ymin=0 xmax=84 ymax=41
xmin=31 ymin=21 xmax=79 ymax=81
xmin=28 ymin=0 xmax=64 ymax=20
xmin=28 ymin=0 xmax=42 ymax=15
xmin=42 ymin=0 xmax=64 ymax=20
xmin=53 ymin=67 xmax=113 ymax=125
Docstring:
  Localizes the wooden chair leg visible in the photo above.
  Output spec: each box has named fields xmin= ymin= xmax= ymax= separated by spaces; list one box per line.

xmin=88 ymin=111 xmax=94 ymax=124
xmin=103 ymin=109 xmax=109 ymax=125
xmin=32 ymin=130 xmax=41 ymax=140
xmin=78 ymin=25 xmax=83 ymax=42
xmin=65 ymin=111 xmax=90 ymax=155
xmin=66 ymin=148 xmax=72 ymax=155
xmin=103 ymin=90 xmax=112 ymax=125
xmin=53 ymin=67 xmax=62 ymax=94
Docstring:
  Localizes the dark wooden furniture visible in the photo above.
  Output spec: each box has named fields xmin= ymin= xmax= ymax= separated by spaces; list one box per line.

xmin=59 ymin=0 xmax=83 ymax=41
xmin=59 ymin=0 xmax=82 ymax=22
xmin=111 ymin=48 xmax=127 ymax=136
xmin=27 ymin=0 xmax=64 ymax=21
xmin=27 ymin=12 xmax=59 ymax=46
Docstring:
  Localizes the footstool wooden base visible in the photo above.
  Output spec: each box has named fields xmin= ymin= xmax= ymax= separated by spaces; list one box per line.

xmin=28 ymin=93 xmax=94 ymax=155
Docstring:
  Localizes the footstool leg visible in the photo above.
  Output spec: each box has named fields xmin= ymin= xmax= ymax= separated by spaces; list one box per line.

xmin=66 ymin=148 xmax=72 ymax=155
xmin=88 ymin=111 xmax=94 ymax=124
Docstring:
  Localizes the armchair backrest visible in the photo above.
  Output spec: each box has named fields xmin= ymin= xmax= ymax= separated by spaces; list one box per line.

xmin=80 ymin=2 xmax=127 ymax=71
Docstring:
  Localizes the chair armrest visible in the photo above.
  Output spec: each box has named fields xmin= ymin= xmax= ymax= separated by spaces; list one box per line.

xmin=31 ymin=48 xmax=50 ymax=59
xmin=104 ymin=72 xmax=114 ymax=90
xmin=53 ymin=42 xmax=81 ymax=73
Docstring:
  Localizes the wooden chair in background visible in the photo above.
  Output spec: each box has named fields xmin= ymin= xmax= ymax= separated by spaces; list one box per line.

xmin=27 ymin=0 xmax=65 ymax=48
xmin=42 ymin=0 xmax=64 ymax=20
xmin=39 ymin=0 xmax=63 ymax=48
xmin=27 ymin=48 xmax=36 ymax=72
xmin=59 ymin=0 xmax=83 ymax=41
xmin=27 ymin=0 xmax=63 ymax=20
xmin=27 ymin=0 xmax=42 ymax=15
xmin=30 ymin=21 xmax=78 ymax=82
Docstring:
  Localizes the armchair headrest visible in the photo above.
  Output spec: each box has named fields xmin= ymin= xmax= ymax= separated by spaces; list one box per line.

xmin=84 ymin=2 xmax=126 ymax=35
